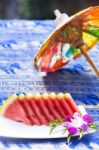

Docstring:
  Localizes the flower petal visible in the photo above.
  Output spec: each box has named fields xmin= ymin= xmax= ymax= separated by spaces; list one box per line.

xmin=83 ymin=114 xmax=93 ymax=123
xmin=80 ymin=124 xmax=89 ymax=131
xmin=63 ymin=121 xmax=72 ymax=127
xmin=68 ymin=126 xmax=78 ymax=135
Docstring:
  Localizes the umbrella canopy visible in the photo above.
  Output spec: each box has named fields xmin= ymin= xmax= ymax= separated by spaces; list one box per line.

xmin=34 ymin=6 xmax=99 ymax=75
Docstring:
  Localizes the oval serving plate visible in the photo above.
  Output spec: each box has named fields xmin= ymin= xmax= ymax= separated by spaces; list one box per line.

xmin=0 ymin=105 xmax=95 ymax=139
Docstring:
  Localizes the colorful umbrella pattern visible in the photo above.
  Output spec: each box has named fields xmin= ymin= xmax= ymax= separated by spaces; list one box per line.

xmin=34 ymin=6 xmax=99 ymax=75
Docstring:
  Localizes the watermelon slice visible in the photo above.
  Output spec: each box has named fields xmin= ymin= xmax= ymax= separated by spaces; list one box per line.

xmin=33 ymin=93 xmax=54 ymax=122
xmin=49 ymin=93 xmax=66 ymax=118
xmin=0 ymin=93 xmax=80 ymax=126
xmin=27 ymin=97 xmax=48 ymax=125
xmin=42 ymin=93 xmax=62 ymax=119
xmin=64 ymin=93 xmax=80 ymax=113
xmin=57 ymin=93 xmax=73 ymax=116
xmin=0 ymin=94 xmax=32 ymax=125
xmin=18 ymin=94 xmax=40 ymax=125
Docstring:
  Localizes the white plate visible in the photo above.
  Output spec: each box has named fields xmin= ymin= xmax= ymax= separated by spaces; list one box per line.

xmin=0 ymin=105 xmax=95 ymax=139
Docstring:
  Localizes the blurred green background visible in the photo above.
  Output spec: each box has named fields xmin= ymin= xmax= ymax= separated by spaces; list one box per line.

xmin=0 ymin=0 xmax=98 ymax=19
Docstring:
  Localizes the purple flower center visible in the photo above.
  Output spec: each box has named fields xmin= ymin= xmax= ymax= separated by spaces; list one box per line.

xmin=68 ymin=127 xmax=78 ymax=135
xmin=80 ymin=124 xmax=89 ymax=131
xmin=83 ymin=114 xmax=93 ymax=123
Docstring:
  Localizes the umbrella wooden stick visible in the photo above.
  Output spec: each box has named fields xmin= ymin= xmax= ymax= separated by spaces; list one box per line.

xmin=80 ymin=47 xmax=99 ymax=76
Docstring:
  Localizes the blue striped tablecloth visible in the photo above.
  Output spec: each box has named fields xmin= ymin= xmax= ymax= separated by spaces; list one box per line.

xmin=0 ymin=20 xmax=99 ymax=150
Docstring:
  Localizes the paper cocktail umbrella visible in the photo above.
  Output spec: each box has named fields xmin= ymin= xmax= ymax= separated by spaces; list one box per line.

xmin=34 ymin=6 xmax=99 ymax=76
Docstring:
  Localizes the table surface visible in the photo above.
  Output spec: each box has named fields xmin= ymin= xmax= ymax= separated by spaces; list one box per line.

xmin=0 ymin=20 xmax=99 ymax=150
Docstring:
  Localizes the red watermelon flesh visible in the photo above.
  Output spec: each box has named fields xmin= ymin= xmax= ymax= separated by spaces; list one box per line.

xmin=27 ymin=97 xmax=48 ymax=125
xmin=57 ymin=93 xmax=73 ymax=116
xmin=0 ymin=93 xmax=80 ymax=126
xmin=49 ymin=93 xmax=66 ymax=118
xmin=42 ymin=93 xmax=65 ymax=119
xmin=3 ymin=99 xmax=32 ymax=125
xmin=18 ymin=96 xmax=40 ymax=125
xmin=33 ymin=94 xmax=54 ymax=122
xmin=64 ymin=93 xmax=81 ymax=114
